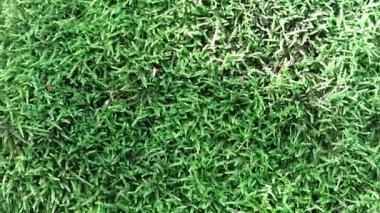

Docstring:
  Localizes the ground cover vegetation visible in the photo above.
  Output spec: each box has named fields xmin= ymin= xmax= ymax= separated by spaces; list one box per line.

xmin=1 ymin=0 xmax=380 ymax=212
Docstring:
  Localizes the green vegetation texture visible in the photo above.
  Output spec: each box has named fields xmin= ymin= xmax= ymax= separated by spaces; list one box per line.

xmin=1 ymin=0 xmax=380 ymax=212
